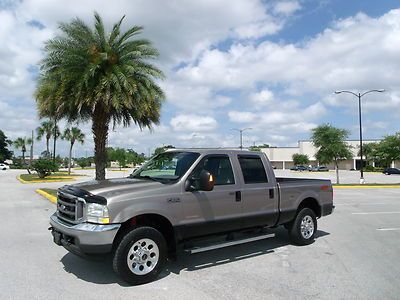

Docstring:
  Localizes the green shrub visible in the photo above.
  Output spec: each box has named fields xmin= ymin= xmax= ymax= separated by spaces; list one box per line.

xmin=31 ymin=159 xmax=59 ymax=178
xmin=364 ymin=165 xmax=375 ymax=172
xmin=76 ymin=158 xmax=89 ymax=169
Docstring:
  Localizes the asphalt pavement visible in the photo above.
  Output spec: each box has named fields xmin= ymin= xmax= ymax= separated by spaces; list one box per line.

xmin=0 ymin=169 xmax=399 ymax=299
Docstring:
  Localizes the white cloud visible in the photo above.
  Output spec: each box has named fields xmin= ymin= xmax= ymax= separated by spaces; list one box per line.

xmin=228 ymin=111 xmax=257 ymax=123
xmin=273 ymin=1 xmax=301 ymax=15
xmin=250 ymin=89 xmax=274 ymax=107
xmin=170 ymin=114 xmax=218 ymax=132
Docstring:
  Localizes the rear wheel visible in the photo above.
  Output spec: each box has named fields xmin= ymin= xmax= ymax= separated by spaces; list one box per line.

xmin=113 ymin=226 xmax=167 ymax=285
xmin=288 ymin=208 xmax=317 ymax=245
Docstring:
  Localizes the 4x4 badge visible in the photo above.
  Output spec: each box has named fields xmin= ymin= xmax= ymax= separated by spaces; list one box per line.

xmin=167 ymin=197 xmax=181 ymax=203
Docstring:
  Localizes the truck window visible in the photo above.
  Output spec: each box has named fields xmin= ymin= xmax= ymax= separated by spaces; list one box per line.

xmin=238 ymin=155 xmax=268 ymax=184
xmin=191 ymin=155 xmax=235 ymax=185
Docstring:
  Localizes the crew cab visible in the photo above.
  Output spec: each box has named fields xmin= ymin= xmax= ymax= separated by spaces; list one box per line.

xmin=50 ymin=149 xmax=334 ymax=285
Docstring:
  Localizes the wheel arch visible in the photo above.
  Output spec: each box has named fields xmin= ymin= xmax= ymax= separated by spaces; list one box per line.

xmin=113 ymin=213 xmax=176 ymax=255
xmin=297 ymin=197 xmax=321 ymax=218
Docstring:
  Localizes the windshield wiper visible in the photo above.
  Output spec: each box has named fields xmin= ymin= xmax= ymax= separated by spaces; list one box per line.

xmin=133 ymin=175 xmax=159 ymax=181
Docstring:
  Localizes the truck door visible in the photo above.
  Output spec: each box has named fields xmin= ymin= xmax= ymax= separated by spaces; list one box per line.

xmin=236 ymin=154 xmax=279 ymax=228
xmin=180 ymin=154 xmax=242 ymax=239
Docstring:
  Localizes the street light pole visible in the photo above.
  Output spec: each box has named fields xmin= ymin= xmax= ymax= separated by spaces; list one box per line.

xmin=231 ymin=128 xmax=252 ymax=150
xmin=334 ymin=89 xmax=385 ymax=184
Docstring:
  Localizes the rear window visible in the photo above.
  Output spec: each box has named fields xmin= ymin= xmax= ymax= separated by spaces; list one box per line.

xmin=238 ymin=155 xmax=268 ymax=184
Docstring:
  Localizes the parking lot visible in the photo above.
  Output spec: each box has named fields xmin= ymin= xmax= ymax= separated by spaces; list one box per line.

xmin=1 ymin=169 xmax=400 ymax=299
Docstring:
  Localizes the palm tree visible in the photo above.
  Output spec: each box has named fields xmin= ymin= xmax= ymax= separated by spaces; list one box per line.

xmin=62 ymin=127 xmax=85 ymax=174
xmin=13 ymin=137 xmax=32 ymax=165
xmin=36 ymin=120 xmax=59 ymax=155
xmin=35 ymin=12 xmax=165 ymax=180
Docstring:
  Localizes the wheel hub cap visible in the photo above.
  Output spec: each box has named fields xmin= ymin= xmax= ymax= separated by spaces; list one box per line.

xmin=300 ymin=215 xmax=314 ymax=239
xmin=127 ymin=238 xmax=159 ymax=275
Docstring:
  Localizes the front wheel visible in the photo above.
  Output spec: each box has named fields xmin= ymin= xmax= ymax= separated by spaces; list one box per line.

xmin=113 ymin=227 xmax=167 ymax=285
xmin=288 ymin=208 xmax=317 ymax=246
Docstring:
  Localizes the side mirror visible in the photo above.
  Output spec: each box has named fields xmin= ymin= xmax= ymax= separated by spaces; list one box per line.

xmin=198 ymin=170 xmax=215 ymax=191
xmin=184 ymin=170 xmax=215 ymax=192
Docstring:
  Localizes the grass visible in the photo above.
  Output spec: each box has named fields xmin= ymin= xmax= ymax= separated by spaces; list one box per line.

xmin=40 ymin=188 xmax=58 ymax=197
xmin=19 ymin=171 xmax=86 ymax=183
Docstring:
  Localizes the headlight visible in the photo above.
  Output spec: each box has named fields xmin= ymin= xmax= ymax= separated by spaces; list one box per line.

xmin=86 ymin=203 xmax=110 ymax=224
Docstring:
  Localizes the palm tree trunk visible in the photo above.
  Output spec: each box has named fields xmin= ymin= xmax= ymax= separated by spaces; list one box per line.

xmin=92 ymin=105 xmax=109 ymax=180
xmin=68 ymin=143 xmax=73 ymax=175
xmin=46 ymin=138 xmax=50 ymax=154
xmin=22 ymin=149 xmax=25 ymax=165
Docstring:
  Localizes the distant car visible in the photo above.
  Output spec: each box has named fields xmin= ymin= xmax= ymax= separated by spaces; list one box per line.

xmin=310 ymin=166 xmax=329 ymax=172
xmin=383 ymin=168 xmax=400 ymax=175
xmin=0 ymin=163 xmax=10 ymax=170
xmin=290 ymin=165 xmax=307 ymax=171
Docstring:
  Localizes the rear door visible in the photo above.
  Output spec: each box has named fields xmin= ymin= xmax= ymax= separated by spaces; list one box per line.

xmin=236 ymin=154 xmax=279 ymax=228
xmin=179 ymin=154 xmax=242 ymax=238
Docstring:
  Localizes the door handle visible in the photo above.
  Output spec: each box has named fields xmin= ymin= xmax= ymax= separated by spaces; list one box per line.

xmin=269 ymin=189 xmax=274 ymax=199
xmin=235 ymin=191 xmax=242 ymax=202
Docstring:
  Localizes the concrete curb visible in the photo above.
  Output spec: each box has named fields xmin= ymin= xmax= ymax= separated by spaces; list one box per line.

xmin=17 ymin=174 xmax=77 ymax=184
xmin=36 ymin=189 xmax=57 ymax=204
xmin=334 ymin=185 xmax=400 ymax=189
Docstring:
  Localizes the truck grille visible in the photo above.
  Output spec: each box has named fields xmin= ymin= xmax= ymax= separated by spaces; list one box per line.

xmin=57 ymin=192 xmax=85 ymax=224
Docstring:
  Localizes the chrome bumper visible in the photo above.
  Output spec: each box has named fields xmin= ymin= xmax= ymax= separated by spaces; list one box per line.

xmin=49 ymin=213 xmax=121 ymax=255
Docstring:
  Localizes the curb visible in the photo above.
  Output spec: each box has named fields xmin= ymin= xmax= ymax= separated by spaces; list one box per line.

xmin=36 ymin=189 xmax=57 ymax=204
xmin=334 ymin=185 xmax=400 ymax=189
xmin=17 ymin=174 xmax=77 ymax=184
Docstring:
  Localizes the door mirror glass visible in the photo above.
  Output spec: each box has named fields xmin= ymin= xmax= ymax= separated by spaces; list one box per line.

xmin=185 ymin=170 xmax=215 ymax=191
xmin=199 ymin=170 xmax=215 ymax=191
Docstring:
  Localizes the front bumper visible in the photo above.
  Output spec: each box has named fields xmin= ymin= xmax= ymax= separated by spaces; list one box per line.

xmin=49 ymin=213 xmax=121 ymax=256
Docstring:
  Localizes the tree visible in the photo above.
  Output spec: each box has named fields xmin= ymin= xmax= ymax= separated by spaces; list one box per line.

xmin=376 ymin=132 xmax=400 ymax=167
xmin=292 ymin=153 xmax=309 ymax=166
xmin=13 ymin=137 xmax=33 ymax=165
xmin=31 ymin=158 xmax=58 ymax=178
xmin=35 ymin=12 xmax=165 ymax=180
xmin=311 ymin=124 xmax=353 ymax=184
xmin=114 ymin=148 xmax=127 ymax=170
xmin=126 ymin=149 xmax=145 ymax=166
xmin=359 ymin=142 xmax=379 ymax=166
xmin=249 ymin=146 xmax=261 ymax=152
xmin=62 ymin=127 xmax=85 ymax=174
xmin=76 ymin=157 xmax=90 ymax=169
xmin=153 ymin=145 xmax=174 ymax=156
xmin=36 ymin=120 xmax=59 ymax=154
xmin=0 ymin=130 xmax=12 ymax=161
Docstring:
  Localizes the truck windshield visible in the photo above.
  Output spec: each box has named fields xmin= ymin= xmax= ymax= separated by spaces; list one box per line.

xmin=130 ymin=151 xmax=200 ymax=182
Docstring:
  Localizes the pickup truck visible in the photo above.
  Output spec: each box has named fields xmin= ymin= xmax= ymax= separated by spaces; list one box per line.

xmin=50 ymin=149 xmax=334 ymax=285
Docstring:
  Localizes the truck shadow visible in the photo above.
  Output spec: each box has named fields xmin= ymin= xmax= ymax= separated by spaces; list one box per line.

xmin=59 ymin=227 xmax=329 ymax=286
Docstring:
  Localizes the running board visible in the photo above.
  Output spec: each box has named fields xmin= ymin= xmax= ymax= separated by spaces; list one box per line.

xmin=185 ymin=233 xmax=275 ymax=254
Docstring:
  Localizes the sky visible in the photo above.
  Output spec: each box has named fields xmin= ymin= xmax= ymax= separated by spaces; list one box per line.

xmin=1 ymin=0 xmax=400 ymax=157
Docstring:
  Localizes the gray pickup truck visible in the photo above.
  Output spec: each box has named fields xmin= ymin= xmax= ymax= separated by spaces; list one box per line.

xmin=50 ymin=149 xmax=334 ymax=285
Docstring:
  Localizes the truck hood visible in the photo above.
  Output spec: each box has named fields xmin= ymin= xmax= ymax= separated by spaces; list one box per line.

xmin=64 ymin=177 xmax=166 ymax=200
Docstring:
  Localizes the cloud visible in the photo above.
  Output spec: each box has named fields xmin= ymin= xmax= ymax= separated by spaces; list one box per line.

xmin=273 ymin=1 xmax=301 ymax=15
xmin=249 ymin=89 xmax=274 ymax=107
xmin=170 ymin=114 xmax=218 ymax=132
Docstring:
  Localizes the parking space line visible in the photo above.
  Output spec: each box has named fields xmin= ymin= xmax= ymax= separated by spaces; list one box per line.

xmin=377 ymin=228 xmax=400 ymax=231
xmin=336 ymin=203 xmax=386 ymax=206
xmin=352 ymin=212 xmax=400 ymax=215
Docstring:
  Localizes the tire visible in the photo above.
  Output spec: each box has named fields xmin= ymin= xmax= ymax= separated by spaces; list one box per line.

xmin=288 ymin=208 xmax=317 ymax=246
xmin=113 ymin=226 xmax=167 ymax=285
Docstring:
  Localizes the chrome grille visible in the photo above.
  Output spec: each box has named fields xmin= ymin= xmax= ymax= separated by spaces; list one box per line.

xmin=57 ymin=191 xmax=85 ymax=224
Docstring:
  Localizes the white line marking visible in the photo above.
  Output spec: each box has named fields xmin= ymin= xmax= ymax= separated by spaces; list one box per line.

xmin=377 ymin=228 xmax=400 ymax=231
xmin=352 ymin=212 xmax=400 ymax=215
xmin=336 ymin=203 xmax=386 ymax=206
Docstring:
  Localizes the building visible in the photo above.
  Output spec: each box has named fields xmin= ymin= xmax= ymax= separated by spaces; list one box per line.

xmin=260 ymin=139 xmax=399 ymax=170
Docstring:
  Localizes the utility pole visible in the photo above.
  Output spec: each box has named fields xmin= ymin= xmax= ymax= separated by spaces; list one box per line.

xmin=231 ymin=128 xmax=252 ymax=150
xmin=334 ymin=89 xmax=385 ymax=184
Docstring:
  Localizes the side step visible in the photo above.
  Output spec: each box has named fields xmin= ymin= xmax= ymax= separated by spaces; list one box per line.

xmin=185 ymin=233 xmax=275 ymax=254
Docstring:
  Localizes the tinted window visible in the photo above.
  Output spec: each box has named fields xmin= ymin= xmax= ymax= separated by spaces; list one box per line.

xmin=192 ymin=155 xmax=235 ymax=185
xmin=238 ymin=155 xmax=268 ymax=184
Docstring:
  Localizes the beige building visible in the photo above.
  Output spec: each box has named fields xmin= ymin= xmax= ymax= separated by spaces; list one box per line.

xmin=260 ymin=139 xmax=399 ymax=170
